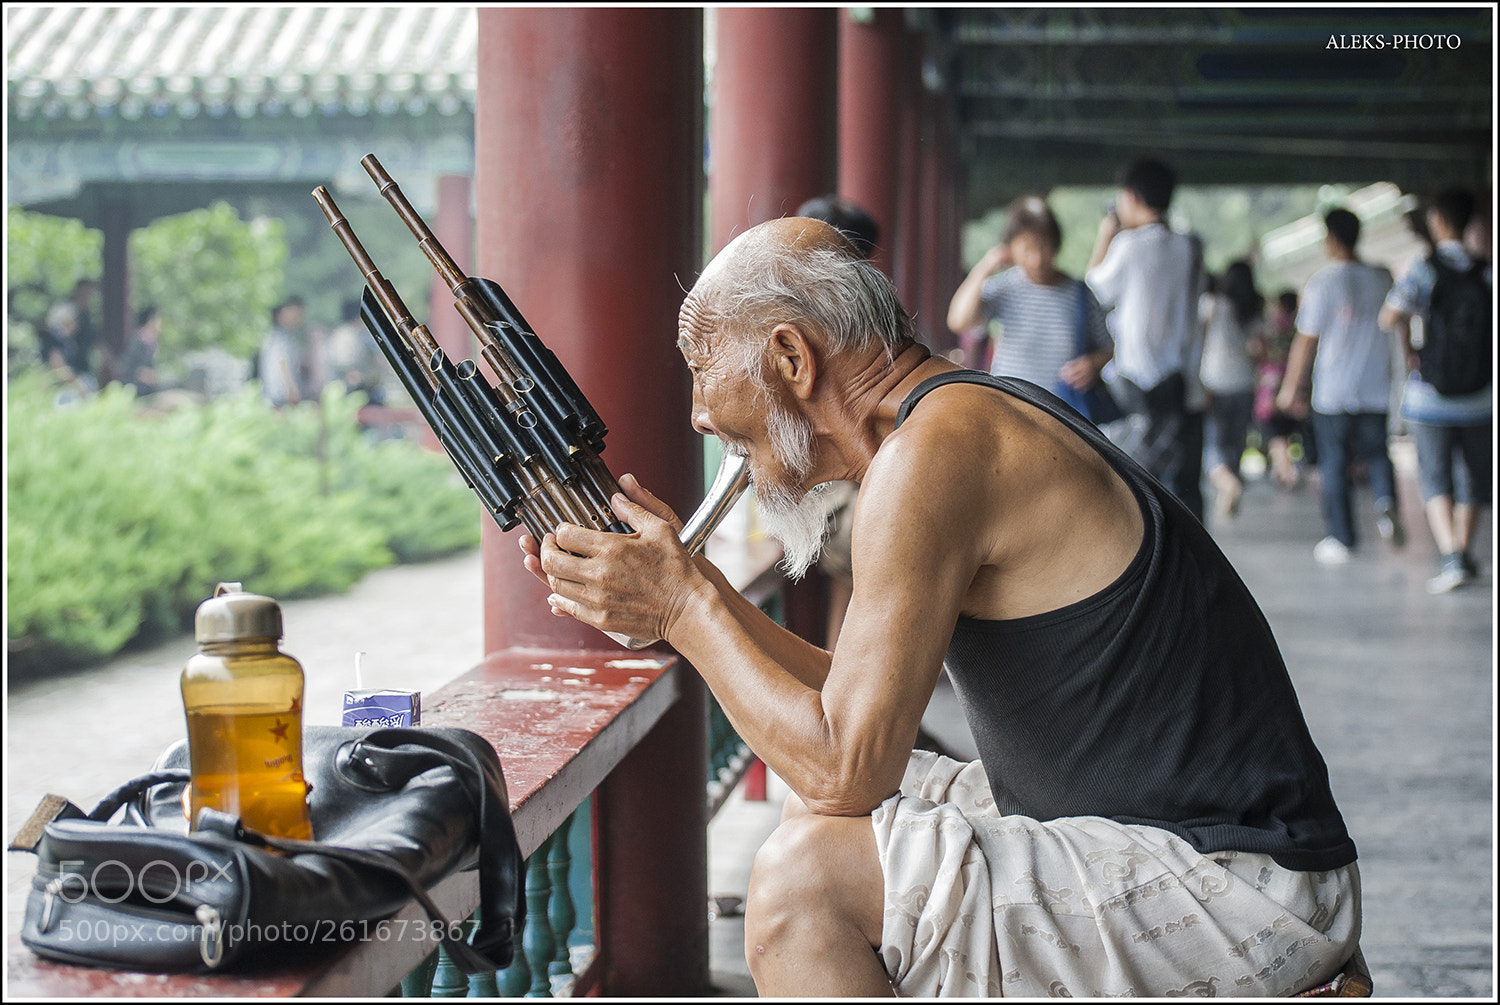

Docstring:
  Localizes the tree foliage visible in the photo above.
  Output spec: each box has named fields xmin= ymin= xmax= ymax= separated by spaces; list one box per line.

xmin=129 ymin=201 xmax=286 ymax=358
xmin=5 ymin=206 xmax=102 ymax=327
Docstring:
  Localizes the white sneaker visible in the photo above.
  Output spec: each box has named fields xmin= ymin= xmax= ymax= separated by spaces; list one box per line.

xmin=1375 ymin=502 xmax=1405 ymax=548
xmin=1313 ymin=537 xmax=1351 ymax=566
xmin=1426 ymin=553 xmax=1471 ymax=595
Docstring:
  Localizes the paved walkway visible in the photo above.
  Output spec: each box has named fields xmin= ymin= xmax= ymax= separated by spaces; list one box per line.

xmin=6 ymin=447 xmax=1495 ymax=997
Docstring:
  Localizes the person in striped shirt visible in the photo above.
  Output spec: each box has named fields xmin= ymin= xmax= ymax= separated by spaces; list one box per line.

xmin=947 ymin=194 xmax=1113 ymax=407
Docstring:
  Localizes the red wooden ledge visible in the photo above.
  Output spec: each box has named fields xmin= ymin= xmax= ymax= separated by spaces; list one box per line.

xmin=6 ymin=648 xmax=681 ymax=998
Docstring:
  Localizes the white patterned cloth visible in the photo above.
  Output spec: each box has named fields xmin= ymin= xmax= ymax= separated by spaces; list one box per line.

xmin=871 ymin=751 xmax=1361 ymax=997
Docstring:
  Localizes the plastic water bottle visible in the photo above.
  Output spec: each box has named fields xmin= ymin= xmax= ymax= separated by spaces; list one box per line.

xmin=181 ymin=583 xmax=313 ymax=840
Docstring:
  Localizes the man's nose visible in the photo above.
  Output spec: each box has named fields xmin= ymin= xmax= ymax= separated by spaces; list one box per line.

xmin=691 ymin=403 xmax=717 ymax=438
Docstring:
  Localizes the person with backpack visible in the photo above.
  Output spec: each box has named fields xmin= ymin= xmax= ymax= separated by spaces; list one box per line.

xmin=1379 ymin=187 xmax=1493 ymax=594
xmin=1276 ymin=208 xmax=1403 ymax=566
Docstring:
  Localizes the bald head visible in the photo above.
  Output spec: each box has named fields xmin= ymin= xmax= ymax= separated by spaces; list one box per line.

xmin=679 ymin=217 xmax=914 ymax=384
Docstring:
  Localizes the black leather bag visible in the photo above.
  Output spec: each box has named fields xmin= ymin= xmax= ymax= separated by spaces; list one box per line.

xmin=14 ymin=726 xmax=524 ymax=976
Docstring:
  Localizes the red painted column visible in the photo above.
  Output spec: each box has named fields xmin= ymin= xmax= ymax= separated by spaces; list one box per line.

xmin=924 ymin=94 xmax=960 ymax=359
xmin=709 ymin=7 xmax=838 ymax=254
xmin=710 ymin=8 xmax=837 ymax=648
xmin=893 ymin=30 xmax=923 ymax=316
xmin=917 ymin=90 xmax=945 ymax=354
xmin=476 ymin=9 xmax=707 ymax=996
xmin=838 ymin=8 xmax=902 ymax=278
xmin=427 ymin=174 xmax=474 ymax=362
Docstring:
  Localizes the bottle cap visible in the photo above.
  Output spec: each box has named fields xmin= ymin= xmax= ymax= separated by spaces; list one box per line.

xmin=194 ymin=582 xmax=283 ymax=643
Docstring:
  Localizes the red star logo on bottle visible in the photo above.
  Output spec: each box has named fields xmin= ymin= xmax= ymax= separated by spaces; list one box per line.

xmin=270 ymin=718 xmax=290 ymax=743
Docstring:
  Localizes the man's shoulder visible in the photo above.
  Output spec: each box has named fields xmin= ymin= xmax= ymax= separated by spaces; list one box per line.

xmin=878 ymin=378 xmax=1014 ymax=477
xmin=1303 ymin=261 xmax=1346 ymax=290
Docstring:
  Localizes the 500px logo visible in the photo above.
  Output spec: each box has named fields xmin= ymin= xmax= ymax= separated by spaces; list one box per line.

xmin=45 ymin=857 xmax=236 ymax=906
xmin=1326 ymin=33 xmax=1462 ymax=49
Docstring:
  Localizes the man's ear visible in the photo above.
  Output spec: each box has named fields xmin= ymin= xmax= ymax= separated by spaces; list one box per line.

xmin=770 ymin=322 xmax=818 ymax=400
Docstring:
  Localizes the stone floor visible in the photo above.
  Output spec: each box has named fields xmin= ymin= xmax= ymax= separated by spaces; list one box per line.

xmin=6 ymin=445 xmax=1495 ymax=998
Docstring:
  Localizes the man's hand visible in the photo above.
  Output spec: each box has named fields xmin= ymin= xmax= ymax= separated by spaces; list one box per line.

xmin=1087 ymin=210 xmax=1122 ymax=272
xmin=1275 ymin=383 xmax=1308 ymax=420
xmin=519 ymin=474 xmax=705 ymax=642
xmin=1058 ymin=353 xmax=1102 ymax=390
xmin=976 ymin=243 xmax=1012 ymax=275
xmin=946 ymin=243 xmax=1014 ymax=335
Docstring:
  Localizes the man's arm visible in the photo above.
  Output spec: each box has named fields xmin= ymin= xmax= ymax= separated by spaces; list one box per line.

xmin=535 ymin=434 xmax=985 ymax=816
xmin=1379 ymin=305 xmax=1418 ymax=372
xmin=946 ymin=245 xmax=1009 ymax=335
xmin=1276 ymin=332 xmax=1318 ymax=417
xmin=1087 ymin=211 xmax=1121 ymax=272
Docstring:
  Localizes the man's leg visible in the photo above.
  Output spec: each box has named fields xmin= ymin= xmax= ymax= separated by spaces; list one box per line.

xmin=744 ymin=811 xmax=893 ymax=998
xmin=1452 ymin=421 xmax=1492 ymax=565
xmin=1354 ymin=411 xmax=1403 ymax=545
xmin=1312 ymin=410 xmax=1354 ymax=549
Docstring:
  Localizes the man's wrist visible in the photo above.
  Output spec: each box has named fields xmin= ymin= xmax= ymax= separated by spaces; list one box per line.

xmin=664 ymin=571 xmax=718 ymax=648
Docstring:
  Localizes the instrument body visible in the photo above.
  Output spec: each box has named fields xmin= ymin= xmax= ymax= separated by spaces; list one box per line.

xmin=313 ymin=156 xmax=753 ymax=648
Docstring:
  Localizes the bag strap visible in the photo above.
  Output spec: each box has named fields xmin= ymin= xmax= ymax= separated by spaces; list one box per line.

xmin=239 ymin=825 xmax=503 ymax=975
xmin=1074 ymin=280 xmax=1090 ymax=357
xmin=90 ymin=770 xmax=190 ymax=823
xmin=354 ymin=728 xmax=523 ymax=967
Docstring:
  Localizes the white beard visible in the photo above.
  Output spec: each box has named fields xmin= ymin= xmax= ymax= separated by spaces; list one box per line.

xmin=750 ymin=397 xmax=839 ymax=581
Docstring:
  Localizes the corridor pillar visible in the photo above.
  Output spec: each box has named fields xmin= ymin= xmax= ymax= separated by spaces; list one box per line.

xmin=709 ymin=8 xmax=838 ymax=645
xmin=476 ymin=8 xmax=708 ymax=996
xmin=838 ymin=8 xmax=902 ymax=277
xmin=709 ymin=8 xmax=838 ymax=254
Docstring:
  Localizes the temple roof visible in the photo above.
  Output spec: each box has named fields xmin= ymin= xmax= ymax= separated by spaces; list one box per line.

xmin=6 ymin=6 xmax=477 ymax=123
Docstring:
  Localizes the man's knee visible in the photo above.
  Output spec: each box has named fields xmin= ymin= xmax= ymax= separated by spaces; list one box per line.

xmin=745 ymin=812 xmax=882 ymax=946
xmin=748 ymin=813 xmax=840 ymax=923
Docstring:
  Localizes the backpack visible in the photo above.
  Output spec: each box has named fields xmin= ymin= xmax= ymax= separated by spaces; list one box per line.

xmin=1419 ymin=255 xmax=1491 ymax=396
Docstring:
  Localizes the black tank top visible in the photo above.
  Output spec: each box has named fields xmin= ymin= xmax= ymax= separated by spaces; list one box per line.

xmin=896 ymin=371 xmax=1356 ymax=871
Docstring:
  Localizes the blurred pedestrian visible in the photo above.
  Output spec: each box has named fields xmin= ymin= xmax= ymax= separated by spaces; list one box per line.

xmin=1277 ymin=208 xmax=1401 ymax=567
xmin=259 ymin=297 xmax=307 ymax=407
xmin=119 ymin=305 xmax=162 ymax=396
xmin=1255 ymin=290 xmax=1306 ymax=489
xmin=322 ymin=295 xmax=384 ymax=402
xmin=38 ymin=279 xmax=100 ymax=394
xmin=1199 ymin=260 xmax=1264 ymax=522
xmin=1086 ymin=158 xmax=1207 ymax=521
xmin=947 ymin=194 xmax=1114 ymax=420
xmin=1379 ymin=187 xmax=1492 ymax=593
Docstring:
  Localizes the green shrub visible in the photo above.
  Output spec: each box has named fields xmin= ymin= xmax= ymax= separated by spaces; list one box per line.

xmin=5 ymin=376 xmax=480 ymax=672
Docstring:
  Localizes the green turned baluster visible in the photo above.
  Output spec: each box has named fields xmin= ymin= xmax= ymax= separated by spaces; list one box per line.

xmin=522 ymin=836 xmax=557 ymax=996
xmin=496 ymin=931 xmax=531 ymax=998
xmin=467 ymin=966 xmax=500 ymax=997
xmin=547 ymin=812 xmax=576 ymax=989
xmin=464 ymin=907 xmax=500 ymax=998
xmin=567 ymin=796 xmax=595 ymax=963
xmin=431 ymin=940 xmax=471 ymax=997
xmin=399 ymin=947 xmax=440 ymax=997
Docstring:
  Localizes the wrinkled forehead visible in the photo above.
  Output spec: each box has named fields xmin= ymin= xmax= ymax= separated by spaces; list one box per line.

xmin=676 ymin=294 xmax=719 ymax=362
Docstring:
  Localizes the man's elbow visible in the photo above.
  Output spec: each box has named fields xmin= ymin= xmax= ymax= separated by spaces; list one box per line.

xmin=796 ymin=770 xmax=898 ymax=817
xmin=946 ymin=306 xmax=975 ymax=336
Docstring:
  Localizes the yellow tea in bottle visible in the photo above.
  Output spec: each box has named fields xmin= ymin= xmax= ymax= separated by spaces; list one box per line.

xmin=182 ymin=583 xmax=313 ymax=840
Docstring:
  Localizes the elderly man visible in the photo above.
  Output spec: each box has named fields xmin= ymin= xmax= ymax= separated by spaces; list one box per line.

xmin=522 ymin=218 xmax=1360 ymax=997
